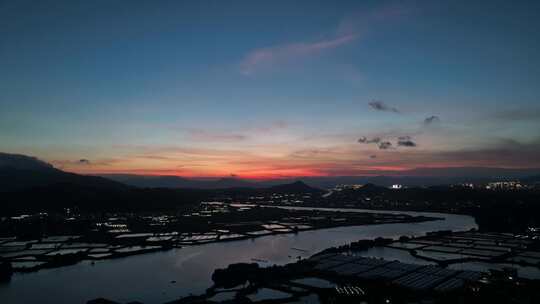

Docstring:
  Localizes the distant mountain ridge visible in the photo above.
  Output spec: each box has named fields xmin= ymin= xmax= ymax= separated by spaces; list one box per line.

xmin=266 ymin=181 xmax=323 ymax=194
xmin=0 ymin=152 xmax=323 ymax=214
xmin=0 ymin=152 xmax=322 ymax=193
xmin=103 ymin=167 xmax=540 ymax=189
xmin=3 ymin=152 xmax=540 ymax=191
xmin=0 ymin=152 xmax=126 ymax=191
xmin=103 ymin=174 xmax=323 ymax=192
xmin=102 ymin=174 xmax=260 ymax=189
xmin=1 ymin=152 xmax=539 ymax=217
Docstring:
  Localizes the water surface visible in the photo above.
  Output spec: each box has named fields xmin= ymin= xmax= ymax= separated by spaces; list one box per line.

xmin=0 ymin=208 xmax=476 ymax=304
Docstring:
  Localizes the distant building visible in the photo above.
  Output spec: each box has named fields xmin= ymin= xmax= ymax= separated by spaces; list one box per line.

xmin=485 ymin=181 xmax=523 ymax=190
xmin=333 ymin=184 xmax=364 ymax=191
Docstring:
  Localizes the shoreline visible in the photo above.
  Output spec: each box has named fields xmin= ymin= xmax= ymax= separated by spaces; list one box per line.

xmin=2 ymin=211 xmax=440 ymax=274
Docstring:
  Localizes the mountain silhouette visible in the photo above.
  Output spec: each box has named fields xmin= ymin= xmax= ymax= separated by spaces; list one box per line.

xmin=266 ymin=181 xmax=322 ymax=193
xmin=103 ymin=174 xmax=259 ymax=189
xmin=0 ymin=152 xmax=125 ymax=191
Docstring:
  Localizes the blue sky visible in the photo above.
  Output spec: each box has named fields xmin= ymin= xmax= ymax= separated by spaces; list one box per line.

xmin=1 ymin=0 xmax=539 ymax=178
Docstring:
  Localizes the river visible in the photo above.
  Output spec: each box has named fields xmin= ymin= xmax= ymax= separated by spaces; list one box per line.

xmin=0 ymin=208 xmax=477 ymax=304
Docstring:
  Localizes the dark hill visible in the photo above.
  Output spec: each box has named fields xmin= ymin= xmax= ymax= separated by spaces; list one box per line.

xmin=102 ymin=174 xmax=259 ymax=189
xmin=0 ymin=152 xmax=126 ymax=192
xmin=355 ymin=183 xmax=390 ymax=194
xmin=0 ymin=183 xmax=206 ymax=215
xmin=0 ymin=152 xmax=54 ymax=171
xmin=267 ymin=181 xmax=322 ymax=194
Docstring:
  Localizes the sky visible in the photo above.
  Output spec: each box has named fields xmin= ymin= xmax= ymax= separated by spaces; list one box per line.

xmin=1 ymin=0 xmax=540 ymax=179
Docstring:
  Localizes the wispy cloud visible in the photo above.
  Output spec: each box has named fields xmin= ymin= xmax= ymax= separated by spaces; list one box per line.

xmin=56 ymin=136 xmax=540 ymax=178
xmin=239 ymin=4 xmax=411 ymax=75
xmin=240 ymin=34 xmax=358 ymax=75
xmin=51 ymin=157 xmax=120 ymax=170
xmin=368 ymin=100 xmax=400 ymax=113
xmin=424 ymin=115 xmax=440 ymax=125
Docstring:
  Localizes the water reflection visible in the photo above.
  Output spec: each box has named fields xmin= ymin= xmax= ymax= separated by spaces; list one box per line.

xmin=0 ymin=209 xmax=477 ymax=304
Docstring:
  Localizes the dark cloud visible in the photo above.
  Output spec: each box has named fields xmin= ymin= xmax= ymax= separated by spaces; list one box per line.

xmin=425 ymin=138 xmax=540 ymax=167
xmin=368 ymin=100 xmax=399 ymax=113
xmin=359 ymin=135 xmax=416 ymax=149
xmin=78 ymin=159 xmax=91 ymax=165
xmin=378 ymin=141 xmax=393 ymax=150
xmin=424 ymin=115 xmax=440 ymax=125
xmin=398 ymin=140 xmax=417 ymax=147
xmin=358 ymin=136 xmax=381 ymax=144
xmin=397 ymin=136 xmax=417 ymax=147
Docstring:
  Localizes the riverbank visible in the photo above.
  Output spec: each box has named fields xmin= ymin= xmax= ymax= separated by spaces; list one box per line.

xmin=92 ymin=247 xmax=540 ymax=304
xmin=156 ymin=231 xmax=540 ymax=304
xmin=0 ymin=206 xmax=438 ymax=274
